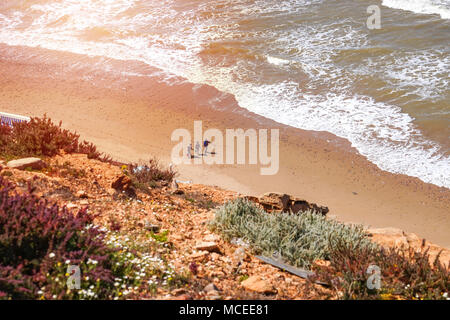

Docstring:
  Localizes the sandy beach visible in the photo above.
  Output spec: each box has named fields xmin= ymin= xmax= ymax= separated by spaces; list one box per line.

xmin=1 ymin=44 xmax=449 ymax=248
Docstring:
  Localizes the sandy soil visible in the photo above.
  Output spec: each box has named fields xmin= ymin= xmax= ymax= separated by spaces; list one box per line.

xmin=1 ymin=44 xmax=449 ymax=248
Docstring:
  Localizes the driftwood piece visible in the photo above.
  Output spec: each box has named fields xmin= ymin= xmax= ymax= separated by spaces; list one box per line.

xmin=255 ymin=255 xmax=328 ymax=286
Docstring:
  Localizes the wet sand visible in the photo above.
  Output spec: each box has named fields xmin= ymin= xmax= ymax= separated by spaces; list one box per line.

xmin=1 ymin=44 xmax=449 ymax=247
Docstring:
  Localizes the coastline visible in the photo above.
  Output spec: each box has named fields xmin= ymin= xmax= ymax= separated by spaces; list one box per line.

xmin=1 ymin=44 xmax=449 ymax=248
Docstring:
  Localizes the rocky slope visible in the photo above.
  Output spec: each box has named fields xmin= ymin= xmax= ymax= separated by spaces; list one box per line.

xmin=0 ymin=153 xmax=448 ymax=299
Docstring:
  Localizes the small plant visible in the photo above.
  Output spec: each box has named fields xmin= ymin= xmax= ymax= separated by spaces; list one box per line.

xmin=150 ymin=230 xmax=169 ymax=243
xmin=238 ymin=274 xmax=249 ymax=282
xmin=127 ymin=158 xmax=176 ymax=188
xmin=189 ymin=262 xmax=198 ymax=276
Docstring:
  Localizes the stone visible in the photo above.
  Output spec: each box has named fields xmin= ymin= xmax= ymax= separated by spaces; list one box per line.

xmin=241 ymin=276 xmax=277 ymax=294
xmin=171 ymin=180 xmax=184 ymax=194
xmin=367 ymin=227 xmax=404 ymax=236
xmin=170 ymin=294 xmax=191 ymax=300
xmin=76 ymin=190 xmax=88 ymax=199
xmin=6 ymin=157 xmax=46 ymax=170
xmin=195 ymin=241 xmax=220 ymax=253
xmin=315 ymin=259 xmax=331 ymax=268
xmin=66 ymin=203 xmax=78 ymax=209
xmin=111 ymin=175 xmax=136 ymax=197
xmin=172 ymin=189 xmax=184 ymax=195
xmin=190 ymin=251 xmax=209 ymax=260
xmin=206 ymin=291 xmax=222 ymax=300
xmin=203 ymin=234 xmax=220 ymax=242
xmin=246 ymin=192 xmax=328 ymax=216
xmin=144 ymin=221 xmax=160 ymax=233
xmin=112 ymin=175 xmax=132 ymax=191
xmin=171 ymin=288 xmax=187 ymax=296
xmin=367 ymin=227 xmax=409 ymax=248
xmin=204 ymin=283 xmax=219 ymax=293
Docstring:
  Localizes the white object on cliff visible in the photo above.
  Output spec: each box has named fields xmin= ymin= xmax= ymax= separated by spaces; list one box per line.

xmin=0 ymin=111 xmax=30 ymax=126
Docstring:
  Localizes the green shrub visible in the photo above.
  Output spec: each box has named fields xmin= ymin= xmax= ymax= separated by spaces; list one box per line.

xmin=210 ymin=198 xmax=376 ymax=269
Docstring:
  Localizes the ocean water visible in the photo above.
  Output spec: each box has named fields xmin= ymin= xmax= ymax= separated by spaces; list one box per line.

xmin=0 ymin=0 xmax=449 ymax=187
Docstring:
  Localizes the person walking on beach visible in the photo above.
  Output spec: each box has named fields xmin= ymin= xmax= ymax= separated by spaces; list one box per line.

xmin=203 ymin=139 xmax=211 ymax=156
xmin=195 ymin=141 xmax=201 ymax=157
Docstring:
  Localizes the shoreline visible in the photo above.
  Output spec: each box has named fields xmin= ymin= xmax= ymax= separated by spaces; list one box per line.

xmin=1 ymin=44 xmax=449 ymax=248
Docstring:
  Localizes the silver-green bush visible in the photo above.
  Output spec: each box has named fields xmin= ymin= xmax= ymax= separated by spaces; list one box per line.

xmin=210 ymin=198 xmax=377 ymax=269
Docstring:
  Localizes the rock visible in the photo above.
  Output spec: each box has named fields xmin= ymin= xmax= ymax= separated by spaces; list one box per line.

xmin=144 ymin=221 xmax=160 ymax=233
xmin=171 ymin=288 xmax=187 ymax=296
xmin=241 ymin=276 xmax=277 ymax=294
xmin=111 ymin=175 xmax=136 ymax=197
xmin=6 ymin=157 xmax=46 ymax=170
xmin=367 ymin=227 xmax=404 ymax=236
xmin=170 ymin=294 xmax=191 ymax=300
xmin=206 ymin=291 xmax=222 ymax=300
xmin=204 ymin=283 xmax=219 ymax=293
xmin=368 ymin=227 xmax=450 ymax=266
xmin=112 ymin=175 xmax=132 ymax=191
xmin=203 ymin=234 xmax=220 ymax=242
xmin=66 ymin=203 xmax=78 ymax=209
xmin=367 ymin=227 xmax=409 ymax=248
xmin=190 ymin=251 xmax=209 ymax=260
xmin=246 ymin=192 xmax=328 ymax=216
xmin=195 ymin=241 xmax=220 ymax=253
xmin=259 ymin=193 xmax=291 ymax=211
xmin=314 ymin=259 xmax=331 ymax=268
xmin=171 ymin=180 xmax=184 ymax=195
xmin=76 ymin=190 xmax=88 ymax=199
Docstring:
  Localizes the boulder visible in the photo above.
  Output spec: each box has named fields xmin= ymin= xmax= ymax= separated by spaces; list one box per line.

xmin=195 ymin=241 xmax=220 ymax=253
xmin=246 ymin=192 xmax=329 ymax=215
xmin=190 ymin=251 xmax=209 ymax=260
xmin=112 ymin=175 xmax=132 ymax=191
xmin=241 ymin=276 xmax=276 ymax=294
xmin=368 ymin=227 xmax=450 ymax=267
xmin=111 ymin=175 xmax=136 ymax=197
xmin=6 ymin=157 xmax=46 ymax=170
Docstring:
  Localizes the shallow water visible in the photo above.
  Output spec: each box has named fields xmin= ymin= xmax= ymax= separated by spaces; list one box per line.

xmin=0 ymin=0 xmax=449 ymax=187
